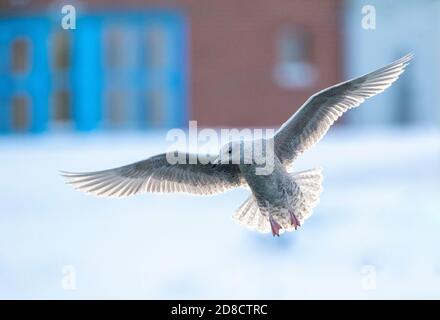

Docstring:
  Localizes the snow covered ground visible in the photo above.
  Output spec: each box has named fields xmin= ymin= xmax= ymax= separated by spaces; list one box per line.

xmin=0 ymin=127 xmax=439 ymax=299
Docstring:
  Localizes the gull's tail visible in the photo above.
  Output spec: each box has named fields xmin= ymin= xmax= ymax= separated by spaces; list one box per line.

xmin=233 ymin=168 xmax=323 ymax=233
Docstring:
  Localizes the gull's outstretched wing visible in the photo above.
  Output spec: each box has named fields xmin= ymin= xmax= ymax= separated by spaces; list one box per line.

xmin=61 ymin=152 xmax=244 ymax=197
xmin=274 ymin=53 xmax=413 ymax=167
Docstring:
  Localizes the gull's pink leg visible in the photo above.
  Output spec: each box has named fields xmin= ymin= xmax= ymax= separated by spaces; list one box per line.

xmin=269 ymin=216 xmax=282 ymax=237
xmin=289 ymin=209 xmax=301 ymax=230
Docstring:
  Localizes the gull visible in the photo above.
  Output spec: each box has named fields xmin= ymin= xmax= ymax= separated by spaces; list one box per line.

xmin=61 ymin=54 xmax=413 ymax=236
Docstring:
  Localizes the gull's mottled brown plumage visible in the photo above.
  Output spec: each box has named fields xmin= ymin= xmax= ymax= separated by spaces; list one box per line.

xmin=62 ymin=54 xmax=413 ymax=236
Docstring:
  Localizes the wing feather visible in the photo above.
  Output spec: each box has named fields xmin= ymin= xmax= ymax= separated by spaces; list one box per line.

xmin=274 ymin=53 xmax=413 ymax=167
xmin=61 ymin=152 xmax=244 ymax=197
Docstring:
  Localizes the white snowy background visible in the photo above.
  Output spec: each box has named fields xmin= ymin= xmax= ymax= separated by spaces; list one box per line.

xmin=0 ymin=127 xmax=439 ymax=299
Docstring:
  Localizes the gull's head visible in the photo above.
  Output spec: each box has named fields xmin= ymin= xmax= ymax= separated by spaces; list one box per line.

xmin=219 ymin=140 xmax=242 ymax=164
xmin=212 ymin=140 xmax=254 ymax=166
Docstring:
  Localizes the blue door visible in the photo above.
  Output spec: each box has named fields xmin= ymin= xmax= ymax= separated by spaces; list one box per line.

xmin=0 ymin=11 xmax=187 ymax=133
xmin=0 ymin=17 xmax=51 ymax=133
xmin=73 ymin=12 xmax=188 ymax=131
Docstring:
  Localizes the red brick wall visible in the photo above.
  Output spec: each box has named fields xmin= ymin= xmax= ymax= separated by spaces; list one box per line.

xmin=1 ymin=0 xmax=343 ymax=128
xmin=187 ymin=0 xmax=343 ymax=127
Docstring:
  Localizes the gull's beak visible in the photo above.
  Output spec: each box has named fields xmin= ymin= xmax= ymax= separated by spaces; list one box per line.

xmin=211 ymin=156 xmax=220 ymax=168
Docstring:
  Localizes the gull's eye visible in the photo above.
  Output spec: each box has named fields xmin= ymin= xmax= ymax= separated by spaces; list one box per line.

xmin=228 ymin=149 xmax=232 ymax=154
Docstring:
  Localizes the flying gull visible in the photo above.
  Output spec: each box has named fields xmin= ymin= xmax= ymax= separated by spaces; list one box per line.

xmin=61 ymin=53 xmax=413 ymax=236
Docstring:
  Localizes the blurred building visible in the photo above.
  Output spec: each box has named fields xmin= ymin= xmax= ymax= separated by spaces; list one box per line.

xmin=0 ymin=0 xmax=342 ymax=133
xmin=344 ymin=0 xmax=440 ymax=126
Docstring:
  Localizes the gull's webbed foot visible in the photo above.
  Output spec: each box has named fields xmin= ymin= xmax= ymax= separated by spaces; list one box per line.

xmin=289 ymin=209 xmax=301 ymax=230
xmin=269 ymin=215 xmax=282 ymax=237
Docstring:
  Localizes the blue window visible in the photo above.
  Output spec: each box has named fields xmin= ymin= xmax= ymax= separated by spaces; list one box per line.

xmin=0 ymin=17 xmax=51 ymax=133
xmin=0 ymin=11 xmax=188 ymax=133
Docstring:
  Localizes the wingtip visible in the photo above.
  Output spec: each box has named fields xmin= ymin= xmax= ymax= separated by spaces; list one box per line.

xmin=59 ymin=170 xmax=90 ymax=186
xmin=58 ymin=171 xmax=77 ymax=186
xmin=58 ymin=170 xmax=70 ymax=176
xmin=400 ymin=52 xmax=414 ymax=65
xmin=58 ymin=170 xmax=79 ymax=178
